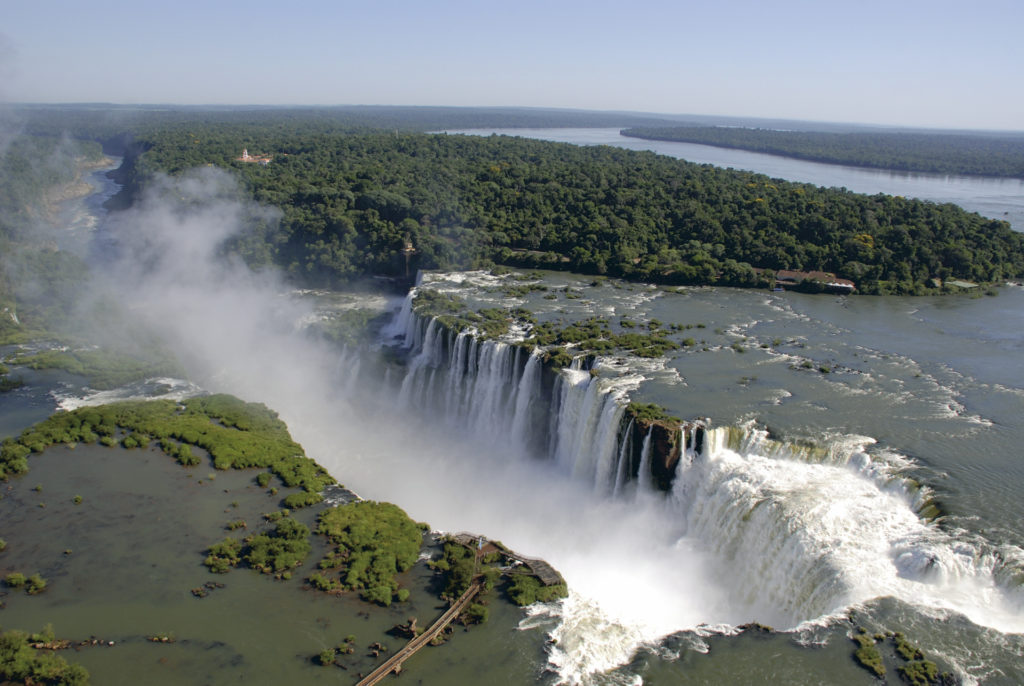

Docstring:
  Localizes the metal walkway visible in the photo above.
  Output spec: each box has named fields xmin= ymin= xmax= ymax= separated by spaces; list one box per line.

xmin=355 ymin=578 xmax=485 ymax=686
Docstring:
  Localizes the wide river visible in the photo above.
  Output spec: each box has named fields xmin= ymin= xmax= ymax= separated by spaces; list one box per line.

xmin=3 ymin=135 xmax=1022 ymax=685
xmin=445 ymin=127 xmax=1024 ymax=233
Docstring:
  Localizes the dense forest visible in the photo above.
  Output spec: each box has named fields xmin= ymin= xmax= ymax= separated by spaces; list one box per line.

xmin=4 ymin=107 xmax=1024 ymax=303
xmin=122 ymin=123 xmax=1024 ymax=295
xmin=622 ymin=126 xmax=1024 ymax=179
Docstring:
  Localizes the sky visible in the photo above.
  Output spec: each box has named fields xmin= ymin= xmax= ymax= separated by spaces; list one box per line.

xmin=2 ymin=0 xmax=1022 ymax=131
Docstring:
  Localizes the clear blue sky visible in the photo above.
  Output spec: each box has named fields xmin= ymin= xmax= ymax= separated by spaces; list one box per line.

xmin=3 ymin=0 xmax=1022 ymax=131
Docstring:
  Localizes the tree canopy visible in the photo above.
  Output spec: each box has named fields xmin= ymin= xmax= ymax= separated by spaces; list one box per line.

xmin=126 ymin=125 xmax=1024 ymax=295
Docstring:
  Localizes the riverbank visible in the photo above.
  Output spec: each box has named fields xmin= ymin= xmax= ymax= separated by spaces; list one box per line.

xmin=620 ymin=127 xmax=1024 ymax=180
xmin=34 ymin=155 xmax=117 ymax=228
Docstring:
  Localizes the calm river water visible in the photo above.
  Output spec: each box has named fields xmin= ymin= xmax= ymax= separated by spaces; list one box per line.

xmin=446 ymin=128 xmax=1024 ymax=233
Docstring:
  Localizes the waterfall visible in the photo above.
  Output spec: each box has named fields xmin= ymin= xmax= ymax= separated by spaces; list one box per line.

xmin=666 ymin=424 xmax=1024 ymax=629
xmin=541 ymin=366 xmax=640 ymax=491
xmin=611 ymin=419 xmax=634 ymax=497
xmin=333 ymin=344 xmax=362 ymax=395
xmin=391 ymin=312 xmax=553 ymax=452
xmin=636 ymin=427 xmax=653 ymax=492
xmin=384 ymin=290 xmax=416 ymax=343
xmin=510 ymin=349 xmax=543 ymax=456
xmin=382 ymin=299 xmax=1024 ymax=639
xmin=390 ymin=310 xmax=645 ymax=489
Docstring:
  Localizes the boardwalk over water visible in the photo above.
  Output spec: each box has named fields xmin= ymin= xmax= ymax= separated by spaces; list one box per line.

xmin=355 ymin=578 xmax=485 ymax=686
xmin=356 ymin=534 xmax=562 ymax=685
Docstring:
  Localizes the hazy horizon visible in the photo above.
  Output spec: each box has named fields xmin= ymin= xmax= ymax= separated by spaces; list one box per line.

xmin=3 ymin=0 xmax=1022 ymax=132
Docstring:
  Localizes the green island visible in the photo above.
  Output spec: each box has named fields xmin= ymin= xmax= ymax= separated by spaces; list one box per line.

xmin=1 ymin=394 xmax=332 ymax=491
xmin=431 ymin=537 xmax=567 ymax=612
xmin=310 ymin=501 xmax=426 ymax=606
xmin=4 ymin=348 xmax=183 ymax=392
xmin=123 ymin=124 xmax=1024 ymax=296
xmin=622 ymin=126 xmax=1024 ymax=179
xmin=0 ymin=625 xmax=89 ymax=686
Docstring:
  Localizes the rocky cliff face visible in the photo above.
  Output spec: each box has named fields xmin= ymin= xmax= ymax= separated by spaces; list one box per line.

xmin=396 ymin=307 xmax=703 ymax=493
xmin=624 ymin=415 xmax=705 ymax=491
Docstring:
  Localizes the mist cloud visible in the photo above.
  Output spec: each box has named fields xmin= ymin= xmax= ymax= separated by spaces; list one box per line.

xmin=83 ymin=165 xmax=730 ymax=681
xmin=0 ymin=32 xmax=19 ymax=157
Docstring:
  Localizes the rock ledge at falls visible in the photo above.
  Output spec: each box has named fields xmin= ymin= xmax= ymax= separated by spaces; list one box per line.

xmin=624 ymin=402 xmax=704 ymax=491
xmin=392 ymin=284 xmax=707 ymax=493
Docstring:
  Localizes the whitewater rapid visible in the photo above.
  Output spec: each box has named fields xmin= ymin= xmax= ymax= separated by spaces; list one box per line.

xmin=373 ymin=280 xmax=1024 ymax=683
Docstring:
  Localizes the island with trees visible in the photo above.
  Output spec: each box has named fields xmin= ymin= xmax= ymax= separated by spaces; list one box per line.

xmin=621 ymin=125 xmax=1024 ymax=179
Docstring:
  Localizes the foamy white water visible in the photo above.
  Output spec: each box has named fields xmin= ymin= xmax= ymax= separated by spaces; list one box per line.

xmin=368 ymin=297 xmax=1024 ymax=682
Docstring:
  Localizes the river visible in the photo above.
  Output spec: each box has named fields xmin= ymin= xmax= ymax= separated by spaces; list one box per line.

xmin=3 ymin=138 xmax=1023 ymax=685
xmin=365 ymin=269 xmax=1024 ymax=685
xmin=444 ymin=128 xmax=1024 ymax=233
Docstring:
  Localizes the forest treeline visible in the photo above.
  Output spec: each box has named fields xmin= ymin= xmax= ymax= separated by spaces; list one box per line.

xmin=622 ymin=126 xmax=1024 ymax=179
xmin=125 ymin=124 xmax=1024 ymax=295
xmin=5 ymin=107 xmax=1024 ymax=303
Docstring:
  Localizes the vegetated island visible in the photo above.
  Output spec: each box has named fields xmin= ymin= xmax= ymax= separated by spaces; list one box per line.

xmin=0 ymin=394 xmax=565 ymax=684
xmin=621 ymin=126 xmax=1024 ymax=180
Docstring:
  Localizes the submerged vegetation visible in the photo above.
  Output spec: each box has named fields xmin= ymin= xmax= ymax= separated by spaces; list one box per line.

xmin=0 ymin=395 xmax=333 ymax=494
xmin=312 ymin=501 xmax=425 ymax=606
xmin=204 ymin=518 xmax=314 ymax=578
xmin=850 ymin=627 xmax=951 ymax=685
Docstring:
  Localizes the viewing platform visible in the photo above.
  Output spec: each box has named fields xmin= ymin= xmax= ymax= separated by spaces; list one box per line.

xmin=449 ymin=532 xmax=564 ymax=586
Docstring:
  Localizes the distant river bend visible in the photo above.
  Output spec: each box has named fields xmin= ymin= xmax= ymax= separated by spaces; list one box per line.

xmin=445 ymin=127 xmax=1024 ymax=233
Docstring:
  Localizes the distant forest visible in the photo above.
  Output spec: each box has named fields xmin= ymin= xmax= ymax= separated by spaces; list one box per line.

xmin=4 ymin=107 xmax=1024 ymax=309
xmin=622 ymin=126 xmax=1024 ymax=179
